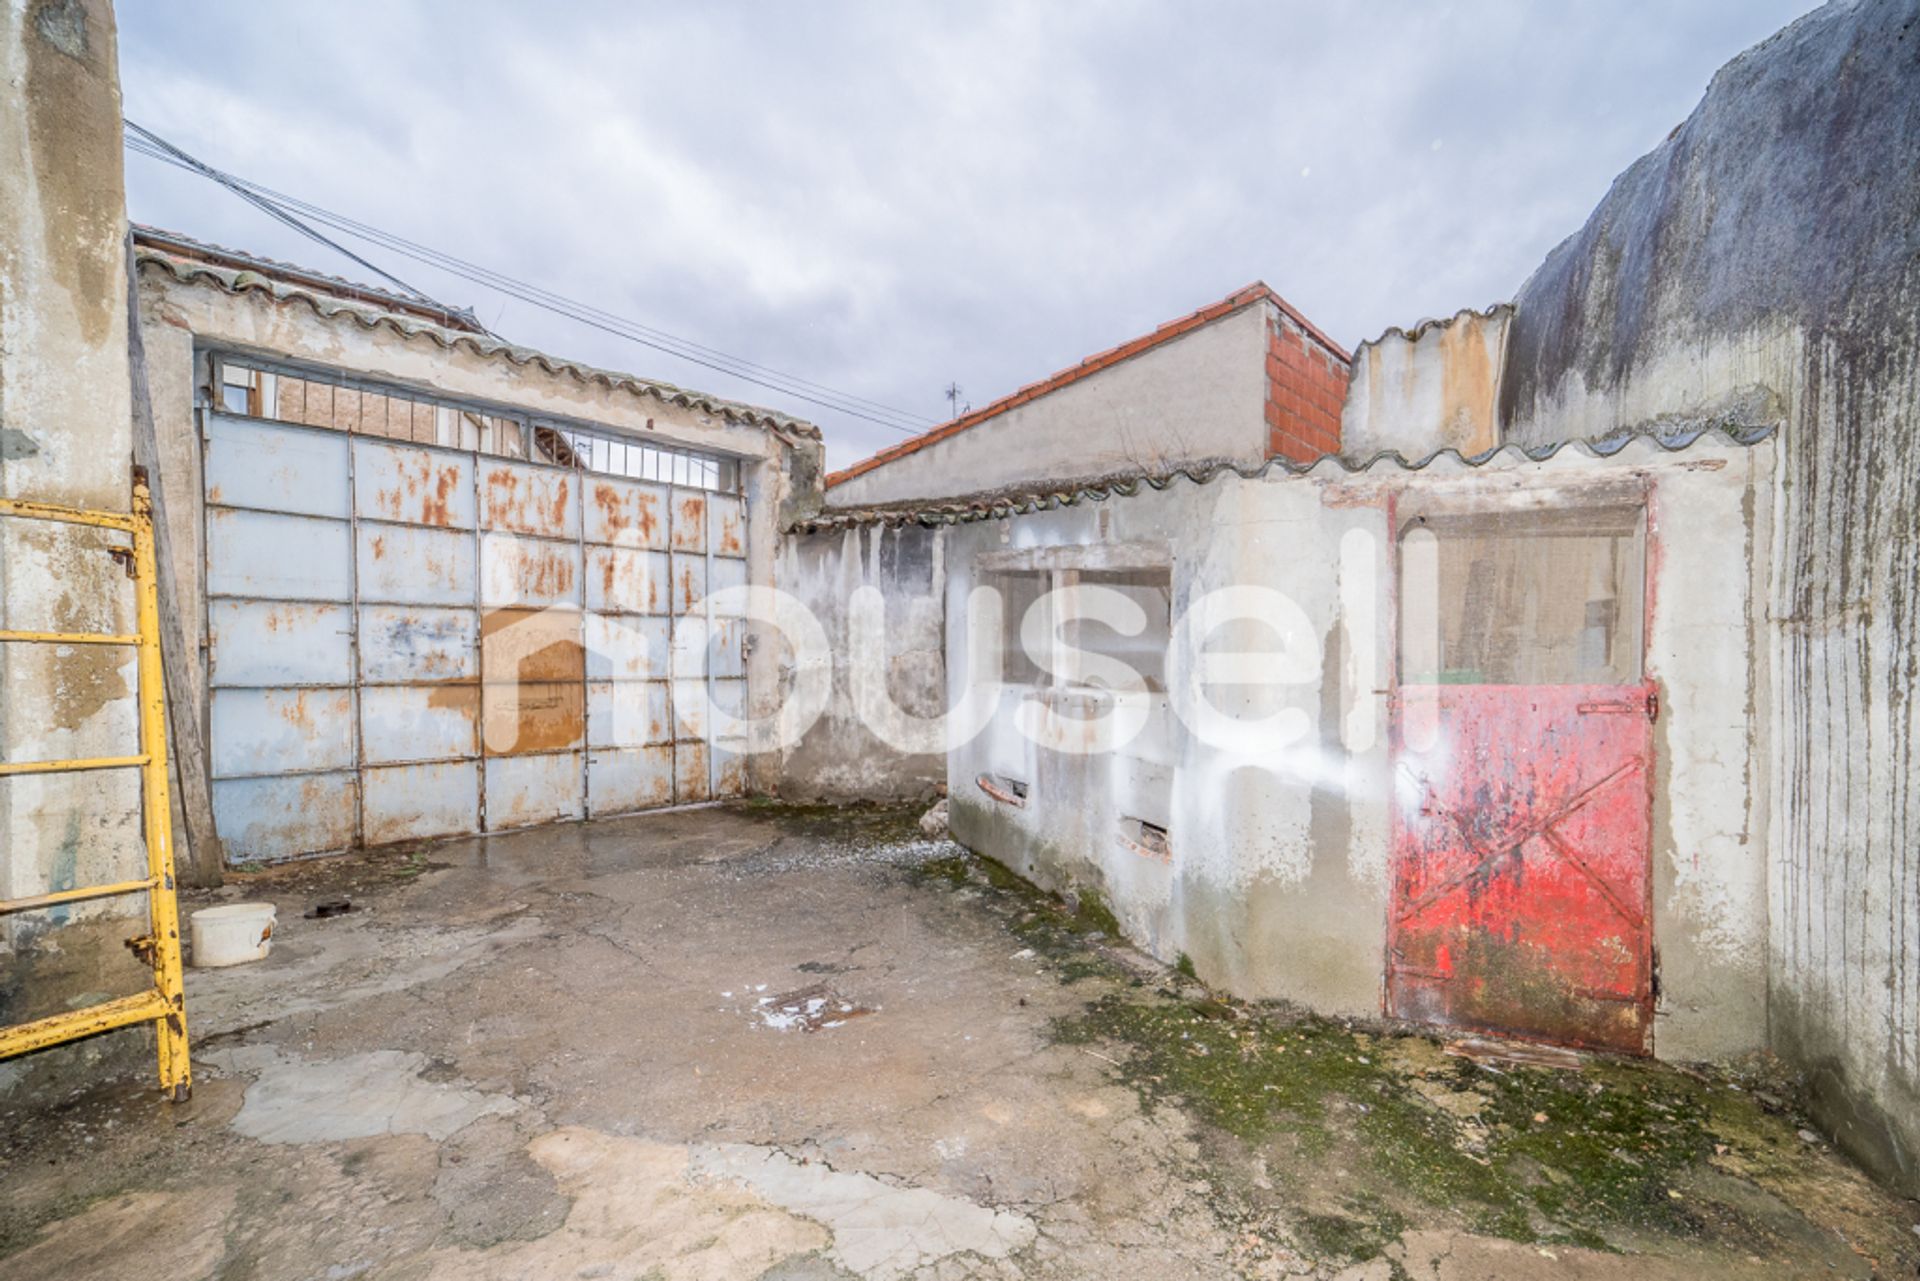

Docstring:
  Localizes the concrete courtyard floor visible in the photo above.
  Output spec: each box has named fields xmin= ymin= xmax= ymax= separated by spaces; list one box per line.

xmin=1 ymin=802 xmax=1915 ymax=1280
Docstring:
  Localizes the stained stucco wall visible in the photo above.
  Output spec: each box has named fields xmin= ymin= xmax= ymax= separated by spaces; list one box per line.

xmin=939 ymin=435 xmax=1774 ymax=1061
xmin=1494 ymin=0 xmax=1920 ymax=1192
xmin=0 ymin=0 xmax=145 ymax=1035
xmin=826 ymin=303 xmax=1271 ymax=508
xmin=775 ymin=522 xmax=947 ymax=802
xmin=1341 ymin=308 xmax=1511 ymax=461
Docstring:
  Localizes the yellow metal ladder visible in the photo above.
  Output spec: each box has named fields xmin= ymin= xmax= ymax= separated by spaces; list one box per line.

xmin=0 ymin=480 xmax=191 ymax=1100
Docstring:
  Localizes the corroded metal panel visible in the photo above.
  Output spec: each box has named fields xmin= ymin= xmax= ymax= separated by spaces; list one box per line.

xmin=482 ymin=680 xmax=585 ymax=755
xmin=361 ymin=684 xmax=478 ymax=764
xmin=710 ymin=677 xmax=745 ymax=723
xmin=586 ymin=546 xmax=669 ymax=614
xmin=484 ymin=752 xmax=584 ymax=829
xmin=587 ymin=680 xmax=670 ymax=748
xmin=481 ymin=607 xmax=583 ymax=683
xmin=672 ymin=679 xmax=708 ymax=742
xmin=212 ymin=772 xmax=357 ymax=860
xmin=479 ymin=460 xmax=578 ymax=538
xmin=208 ymin=509 xmax=352 ymax=602
xmin=584 ymin=613 xmax=670 ymax=680
xmin=357 ymin=525 xmax=475 ymax=605
xmin=1389 ymin=683 xmax=1655 ymax=1054
xmin=669 ymin=490 xmax=707 ymax=552
xmin=671 ymin=619 xmax=708 ymax=680
xmin=480 ymin=532 xmax=581 ymax=608
xmin=708 ymin=556 xmax=748 ymax=611
xmin=708 ymin=617 xmax=745 ymax=679
xmin=209 ymin=688 xmax=355 ymax=778
xmin=359 ymin=605 xmax=477 ymax=683
xmin=708 ymin=494 xmax=746 ymax=558
xmin=674 ymin=740 xmax=710 ymax=803
xmin=208 ymin=600 xmax=351 ymax=687
xmin=204 ymin=415 xmax=349 ymax=518
xmin=362 ymin=761 xmax=479 ymax=845
xmin=713 ymin=741 xmax=748 ymax=799
xmin=585 ymin=477 xmax=668 ymax=550
xmin=354 ymin=439 xmax=475 ymax=529
xmin=587 ymin=745 xmax=673 ymax=816
xmin=670 ymin=554 xmax=707 ymax=614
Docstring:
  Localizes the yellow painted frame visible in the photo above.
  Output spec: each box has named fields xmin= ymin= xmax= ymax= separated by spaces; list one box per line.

xmin=0 ymin=482 xmax=191 ymax=1100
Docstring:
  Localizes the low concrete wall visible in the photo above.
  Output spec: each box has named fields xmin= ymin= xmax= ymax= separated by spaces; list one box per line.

xmin=775 ymin=522 xmax=947 ymax=802
xmin=940 ymin=433 xmax=1774 ymax=1061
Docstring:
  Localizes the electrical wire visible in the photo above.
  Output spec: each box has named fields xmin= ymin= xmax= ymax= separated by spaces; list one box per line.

xmin=123 ymin=123 xmax=939 ymax=435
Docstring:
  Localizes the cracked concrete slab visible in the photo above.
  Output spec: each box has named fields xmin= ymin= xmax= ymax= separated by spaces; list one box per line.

xmin=212 ymin=1046 xmax=519 ymax=1144
xmin=1 ymin=804 xmax=1913 ymax=1280
xmin=692 ymin=1143 xmax=1037 ymax=1280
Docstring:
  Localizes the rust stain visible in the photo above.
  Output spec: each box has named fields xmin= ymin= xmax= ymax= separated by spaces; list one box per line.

xmin=591 ymin=482 xmax=630 ymax=542
xmin=484 ymin=466 xmax=572 ymax=537
xmin=510 ymin=542 xmax=576 ymax=600
xmin=673 ymin=495 xmax=706 ymax=551
xmin=481 ymin=608 xmax=584 ymax=683
xmin=715 ymin=749 xmax=747 ymax=798
xmin=675 ymin=742 xmax=711 ymax=803
xmin=424 ymin=683 xmax=481 ymax=713
xmin=372 ymin=449 xmax=464 ymax=527
xmin=482 ymin=681 xmax=584 ymax=755
xmin=1437 ymin=315 xmax=1501 ymax=456
xmin=717 ymin=506 xmax=744 ymax=556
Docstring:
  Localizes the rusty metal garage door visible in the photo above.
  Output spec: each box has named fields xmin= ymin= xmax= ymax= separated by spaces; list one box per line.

xmin=203 ymin=364 xmax=747 ymax=862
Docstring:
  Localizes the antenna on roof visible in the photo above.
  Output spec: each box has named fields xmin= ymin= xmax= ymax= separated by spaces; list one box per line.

xmin=943 ymin=382 xmax=966 ymax=419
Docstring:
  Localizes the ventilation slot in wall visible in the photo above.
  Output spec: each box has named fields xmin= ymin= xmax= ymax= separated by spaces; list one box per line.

xmin=976 ymin=773 xmax=1029 ymax=807
xmin=1119 ymin=817 xmax=1171 ymax=863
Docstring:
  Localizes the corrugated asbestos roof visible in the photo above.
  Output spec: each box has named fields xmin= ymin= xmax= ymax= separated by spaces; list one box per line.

xmin=789 ymin=423 xmax=1778 ymax=533
xmin=134 ymin=224 xmax=490 ymax=333
xmin=134 ymin=227 xmax=823 ymax=441
xmin=825 ymin=281 xmax=1350 ymax=489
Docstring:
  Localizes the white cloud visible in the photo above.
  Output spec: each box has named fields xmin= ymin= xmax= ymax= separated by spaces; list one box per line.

xmin=117 ymin=1 xmax=1820 ymax=469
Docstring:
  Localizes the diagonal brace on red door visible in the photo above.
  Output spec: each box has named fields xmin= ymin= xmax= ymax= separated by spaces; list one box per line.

xmin=1394 ymin=757 xmax=1646 ymax=926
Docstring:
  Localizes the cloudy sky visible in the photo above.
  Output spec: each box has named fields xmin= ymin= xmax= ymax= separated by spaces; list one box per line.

xmin=118 ymin=2 xmax=1816 ymax=471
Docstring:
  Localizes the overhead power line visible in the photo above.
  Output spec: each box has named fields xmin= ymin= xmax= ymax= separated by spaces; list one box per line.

xmin=122 ymin=122 xmax=939 ymax=435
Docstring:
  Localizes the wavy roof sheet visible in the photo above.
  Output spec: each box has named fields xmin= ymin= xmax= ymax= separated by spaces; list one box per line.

xmin=790 ymin=423 xmax=1778 ymax=533
xmin=134 ymin=227 xmax=823 ymax=440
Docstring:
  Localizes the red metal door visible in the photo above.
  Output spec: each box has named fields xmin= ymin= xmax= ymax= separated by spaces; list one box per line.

xmin=1388 ymin=681 xmax=1656 ymax=1054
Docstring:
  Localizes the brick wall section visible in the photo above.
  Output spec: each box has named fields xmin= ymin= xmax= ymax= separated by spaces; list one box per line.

xmin=1265 ymin=311 xmax=1350 ymax=464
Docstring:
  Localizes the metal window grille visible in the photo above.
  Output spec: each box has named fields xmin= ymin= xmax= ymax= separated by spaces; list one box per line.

xmin=215 ymin=356 xmax=742 ymax=494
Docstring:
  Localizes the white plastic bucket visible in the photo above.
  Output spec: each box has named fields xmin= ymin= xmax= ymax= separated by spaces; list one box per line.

xmin=190 ymin=903 xmax=276 ymax=968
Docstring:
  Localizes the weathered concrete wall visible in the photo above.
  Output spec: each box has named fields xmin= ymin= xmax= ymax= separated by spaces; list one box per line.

xmin=134 ymin=256 xmax=824 ymax=831
xmin=1342 ymin=308 xmax=1510 ymax=461
xmin=776 ymin=522 xmax=946 ymax=801
xmin=0 ymin=0 xmax=146 ymax=1073
xmin=1496 ymin=0 xmax=1920 ymax=1193
xmin=828 ymin=303 xmax=1270 ymax=508
xmin=941 ymin=434 xmax=1773 ymax=1058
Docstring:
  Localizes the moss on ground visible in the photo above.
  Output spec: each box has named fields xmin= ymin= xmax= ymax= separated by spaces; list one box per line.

xmin=1047 ymin=990 xmax=1791 ymax=1250
xmin=904 ymin=839 xmax=1916 ymax=1273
